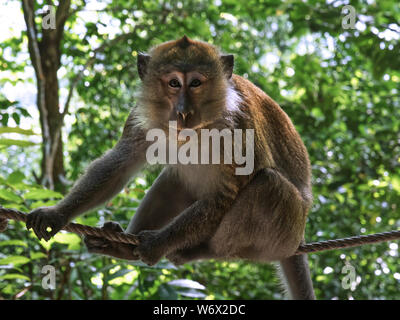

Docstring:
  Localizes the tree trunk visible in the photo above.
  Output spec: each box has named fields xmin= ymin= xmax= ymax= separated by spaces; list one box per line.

xmin=22 ymin=1 xmax=71 ymax=192
xmin=39 ymin=32 xmax=65 ymax=192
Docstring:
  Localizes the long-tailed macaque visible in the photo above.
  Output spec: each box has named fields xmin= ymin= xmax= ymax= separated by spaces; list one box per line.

xmin=26 ymin=36 xmax=315 ymax=299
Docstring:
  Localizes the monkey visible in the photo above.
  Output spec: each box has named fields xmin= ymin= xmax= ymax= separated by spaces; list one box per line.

xmin=26 ymin=36 xmax=315 ymax=300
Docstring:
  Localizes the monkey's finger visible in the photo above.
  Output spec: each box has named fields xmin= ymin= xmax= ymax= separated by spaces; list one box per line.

xmin=26 ymin=215 xmax=32 ymax=230
xmin=120 ymin=244 xmax=140 ymax=260
xmin=84 ymin=236 xmax=108 ymax=248
xmin=30 ymin=215 xmax=44 ymax=240
xmin=46 ymin=222 xmax=60 ymax=240
xmin=38 ymin=221 xmax=50 ymax=241
xmin=28 ymin=221 xmax=40 ymax=239
xmin=42 ymin=228 xmax=53 ymax=242
xmin=32 ymin=226 xmax=43 ymax=241
xmin=43 ymin=222 xmax=59 ymax=241
xmin=103 ymin=221 xmax=124 ymax=232
xmin=26 ymin=212 xmax=37 ymax=230
xmin=33 ymin=215 xmax=43 ymax=238
xmin=132 ymin=247 xmax=154 ymax=265
xmin=84 ymin=238 xmax=114 ymax=255
xmin=37 ymin=215 xmax=52 ymax=241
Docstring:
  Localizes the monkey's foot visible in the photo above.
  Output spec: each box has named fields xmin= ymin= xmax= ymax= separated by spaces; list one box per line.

xmin=84 ymin=221 xmax=139 ymax=260
xmin=133 ymin=230 xmax=165 ymax=266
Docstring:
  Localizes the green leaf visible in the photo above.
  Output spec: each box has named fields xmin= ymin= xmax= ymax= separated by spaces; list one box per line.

xmin=53 ymin=232 xmax=81 ymax=250
xmin=0 ymin=273 xmax=30 ymax=281
xmin=12 ymin=113 xmax=20 ymax=125
xmin=1 ymin=114 xmax=9 ymax=126
xmin=0 ymin=255 xmax=30 ymax=266
xmin=30 ymin=252 xmax=47 ymax=260
xmin=391 ymin=175 xmax=400 ymax=193
xmin=0 ymin=240 xmax=28 ymax=247
xmin=39 ymin=238 xmax=53 ymax=251
xmin=24 ymin=189 xmax=63 ymax=200
xmin=0 ymin=189 xmax=23 ymax=203
xmin=311 ymin=107 xmax=325 ymax=120
xmin=6 ymin=171 xmax=25 ymax=185
xmin=30 ymin=200 xmax=58 ymax=209
xmin=158 ymin=284 xmax=178 ymax=300
xmin=105 ymin=269 xmax=134 ymax=282
xmin=0 ymin=99 xmax=17 ymax=109
xmin=0 ymin=127 xmax=37 ymax=135
xmin=0 ymin=138 xmax=36 ymax=147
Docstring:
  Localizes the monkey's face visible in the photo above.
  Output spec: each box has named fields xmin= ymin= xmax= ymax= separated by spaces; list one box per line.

xmin=136 ymin=36 xmax=234 ymax=133
xmin=156 ymin=69 xmax=228 ymax=130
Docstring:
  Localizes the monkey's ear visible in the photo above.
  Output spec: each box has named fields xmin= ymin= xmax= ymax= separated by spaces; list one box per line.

xmin=220 ymin=54 xmax=234 ymax=79
xmin=137 ymin=53 xmax=151 ymax=80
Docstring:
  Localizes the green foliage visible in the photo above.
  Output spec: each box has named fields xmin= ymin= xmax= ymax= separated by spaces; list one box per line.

xmin=0 ymin=0 xmax=400 ymax=300
xmin=0 ymin=95 xmax=31 ymax=127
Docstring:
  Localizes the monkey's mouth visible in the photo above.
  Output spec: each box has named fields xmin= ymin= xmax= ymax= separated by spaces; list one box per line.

xmin=180 ymin=120 xmax=215 ymax=131
xmin=160 ymin=120 xmax=214 ymax=133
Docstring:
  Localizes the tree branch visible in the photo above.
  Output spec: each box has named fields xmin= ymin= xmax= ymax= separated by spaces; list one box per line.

xmin=56 ymin=0 xmax=71 ymax=33
xmin=22 ymin=0 xmax=43 ymax=81
xmin=22 ymin=0 xmax=54 ymax=189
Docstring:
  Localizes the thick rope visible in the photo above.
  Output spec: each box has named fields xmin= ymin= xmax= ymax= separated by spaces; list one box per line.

xmin=295 ymin=230 xmax=400 ymax=255
xmin=0 ymin=207 xmax=138 ymax=245
xmin=1 ymin=207 xmax=399 ymax=255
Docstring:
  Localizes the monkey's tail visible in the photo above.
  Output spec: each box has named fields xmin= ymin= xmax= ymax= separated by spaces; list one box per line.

xmin=278 ymin=253 xmax=315 ymax=300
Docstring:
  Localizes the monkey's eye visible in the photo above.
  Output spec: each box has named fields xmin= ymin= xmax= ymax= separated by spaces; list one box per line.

xmin=189 ymin=79 xmax=202 ymax=87
xmin=169 ymin=79 xmax=181 ymax=88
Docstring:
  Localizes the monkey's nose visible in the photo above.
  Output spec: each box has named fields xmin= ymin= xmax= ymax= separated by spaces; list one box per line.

xmin=177 ymin=110 xmax=193 ymax=126
xmin=177 ymin=111 xmax=187 ymax=122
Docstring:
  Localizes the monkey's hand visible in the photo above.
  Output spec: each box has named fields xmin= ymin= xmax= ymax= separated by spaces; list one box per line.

xmin=84 ymin=222 xmax=139 ymax=260
xmin=26 ymin=206 xmax=68 ymax=241
xmin=133 ymin=230 xmax=165 ymax=266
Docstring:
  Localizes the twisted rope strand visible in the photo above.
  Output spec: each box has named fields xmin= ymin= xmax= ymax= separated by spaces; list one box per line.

xmin=0 ymin=207 xmax=139 ymax=245
xmin=295 ymin=230 xmax=400 ymax=255
xmin=1 ymin=207 xmax=399 ymax=255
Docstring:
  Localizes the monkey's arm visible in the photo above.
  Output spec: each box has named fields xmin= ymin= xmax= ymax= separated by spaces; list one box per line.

xmin=27 ymin=117 xmax=148 ymax=241
xmin=134 ymin=193 xmax=233 ymax=266
xmin=58 ymin=125 xmax=147 ymax=218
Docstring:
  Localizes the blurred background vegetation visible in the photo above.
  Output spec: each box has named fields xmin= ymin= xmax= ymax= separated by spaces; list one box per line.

xmin=0 ymin=0 xmax=399 ymax=300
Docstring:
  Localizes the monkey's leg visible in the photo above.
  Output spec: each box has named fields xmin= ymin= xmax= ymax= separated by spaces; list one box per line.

xmin=85 ymin=167 xmax=194 ymax=260
xmin=216 ymin=168 xmax=314 ymax=299
xmin=84 ymin=221 xmax=139 ymax=260
xmin=166 ymin=243 xmax=213 ymax=265
xmin=167 ymin=169 xmax=307 ymax=263
xmin=167 ymin=169 xmax=314 ymax=299
xmin=126 ymin=167 xmax=195 ymax=234
xmin=212 ymin=169 xmax=308 ymax=257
